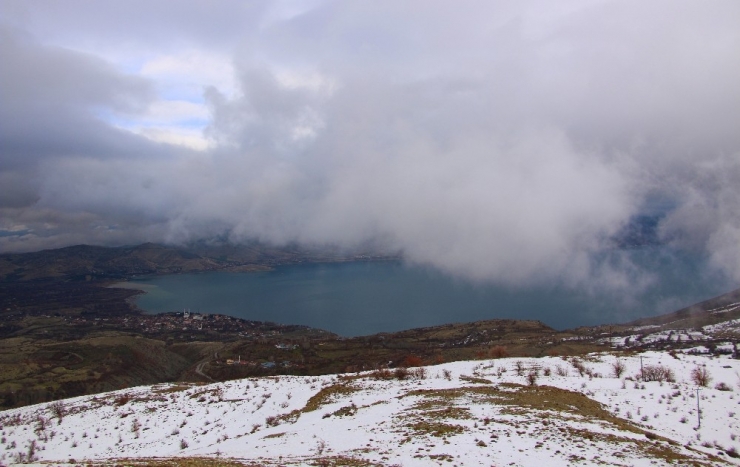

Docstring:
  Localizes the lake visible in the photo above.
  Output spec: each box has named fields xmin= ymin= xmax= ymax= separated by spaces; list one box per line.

xmin=118 ymin=248 xmax=734 ymax=337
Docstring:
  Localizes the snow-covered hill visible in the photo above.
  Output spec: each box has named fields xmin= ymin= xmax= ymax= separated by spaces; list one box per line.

xmin=3 ymin=350 xmax=740 ymax=466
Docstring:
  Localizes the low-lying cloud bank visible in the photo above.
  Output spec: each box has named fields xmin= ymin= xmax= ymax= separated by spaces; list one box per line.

xmin=1 ymin=1 xmax=739 ymax=292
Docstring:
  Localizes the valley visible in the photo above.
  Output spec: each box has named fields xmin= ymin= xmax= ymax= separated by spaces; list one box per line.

xmin=1 ymin=244 xmax=739 ymax=412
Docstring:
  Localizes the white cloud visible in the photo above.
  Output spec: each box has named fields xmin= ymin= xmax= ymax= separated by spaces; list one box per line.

xmin=134 ymin=127 xmax=214 ymax=151
xmin=140 ymin=50 xmax=238 ymax=98
xmin=1 ymin=0 xmax=740 ymax=291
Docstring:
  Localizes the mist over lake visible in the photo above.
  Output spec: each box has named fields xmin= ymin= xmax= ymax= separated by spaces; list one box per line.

xmin=125 ymin=247 xmax=732 ymax=337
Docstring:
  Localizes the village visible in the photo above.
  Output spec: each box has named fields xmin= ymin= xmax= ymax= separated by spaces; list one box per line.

xmin=62 ymin=308 xmax=331 ymax=345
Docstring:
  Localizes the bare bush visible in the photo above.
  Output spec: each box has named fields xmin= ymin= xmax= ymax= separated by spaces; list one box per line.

xmin=49 ymin=401 xmax=66 ymax=424
xmin=612 ymin=359 xmax=626 ymax=378
xmin=394 ymin=367 xmax=409 ymax=380
xmin=130 ymin=418 xmax=141 ymax=438
xmin=18 ymin=440 xmax=38 ymax=462
xmin=692 ymin=366 xmax=712 ymax=387
xmin=527 ymin=371 xmax=538 ymax=387
xmin=641 ymin=365 xmax=675 ymax=383
xmin=410 ymin=367 xmax=427 ymax=380
xmin=114 ymin=394 xmax=131 ymax=407
xmin=315 ymin=439 xmax=326 ymax=455
xmin=371 ymin=368 xmax=392 ymax=380
xmin=514 ymin=361 xmax=525 ymax=376
xmin=570 ymin=358 xmax=587 ymax=377
xmin=716 ymin=382 xmax=732 ymax=391
xmin=35 ymin=415 xmax=49 ymax=434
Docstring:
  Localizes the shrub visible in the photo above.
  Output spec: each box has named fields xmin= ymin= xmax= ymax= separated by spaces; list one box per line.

xmin=371 ymin=368 xmax=392 ymax=380
xmin=114 ymin=394 xmax=131 ymax=407
xmin=394 ymin=367 xmax=409 ymax=380
xmin=514 ymin=361 xmax=525 ymax=376
xmin=526 ymin=371 xmax=538 ymax=387
xmin=130 ymin=418 xmax=141 ymax=438
xmin=410 ymin=367 xmax=427 ymax=380
xmin=49 ymin=401 xmax=67 ymax=424
xmin=180 ymin=438 xmax=189 ymax=449
xmin=641 ymin=365 xmax=675 ymax=383
xmin=612 ymin=359 xmax=626 ymax=378
xmin=691 ymin=366 xmax=712 ymax=387
xmin=716 ymin=382 xmax=733 ymax=391
xmin=570 ymin=358 xmax=587 ymax=377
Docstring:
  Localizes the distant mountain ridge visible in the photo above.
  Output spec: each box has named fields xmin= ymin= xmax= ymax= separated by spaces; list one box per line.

xmin=0 ymin=243 xmax=220 ymax=281
xmin=0 ymin=242 xmax=393 ymax=281
xmin=625 ymin=286 xmax=740 ymax=330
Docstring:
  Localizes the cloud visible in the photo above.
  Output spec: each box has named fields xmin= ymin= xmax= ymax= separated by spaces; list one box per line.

xmin=1 ymin=1 xmax=739 ymax=291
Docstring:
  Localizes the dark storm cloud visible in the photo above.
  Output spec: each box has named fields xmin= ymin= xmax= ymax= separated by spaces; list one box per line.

xmin=0 ymin=23 xmax=191 ymax=177
xmin=0 ymin=23 xmax=195 ymax=247
xmin=1 ymin=1 xmax=739 ymax=289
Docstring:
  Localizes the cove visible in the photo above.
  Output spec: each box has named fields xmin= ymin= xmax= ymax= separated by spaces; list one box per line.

xmin=121 ymin=248 xmax=733 ymax=337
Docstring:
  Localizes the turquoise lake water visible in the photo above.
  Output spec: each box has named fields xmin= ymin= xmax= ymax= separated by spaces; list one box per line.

xmin=122 ymin=249 xmax=734 ymax=337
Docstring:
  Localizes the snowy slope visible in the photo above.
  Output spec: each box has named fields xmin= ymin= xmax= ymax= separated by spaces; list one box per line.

xmin=2 ymin=351 xmax=740 ymax=466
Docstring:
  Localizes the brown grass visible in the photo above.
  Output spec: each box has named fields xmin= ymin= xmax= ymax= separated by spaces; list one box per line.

xmin=302 ymin=382 xmax=360 ymax=413
xmin=397 ymin=383 xmax=716 ymax=465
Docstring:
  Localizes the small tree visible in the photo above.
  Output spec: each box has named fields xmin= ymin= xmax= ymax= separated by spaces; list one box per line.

xmin=692 ymin=366 xmax=712 ymax=387
xmin=49 ymin=401 xmax=66 ymax=424
xmin=612 ymin=359 xmax=626 ymax=378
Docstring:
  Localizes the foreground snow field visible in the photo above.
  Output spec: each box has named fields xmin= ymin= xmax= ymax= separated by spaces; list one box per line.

xmin=2 ymin=350 xmax=740 ymax=466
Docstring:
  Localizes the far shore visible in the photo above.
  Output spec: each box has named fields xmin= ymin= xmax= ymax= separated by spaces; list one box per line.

xmin=106 ymin=280 xmax=157 ymax=291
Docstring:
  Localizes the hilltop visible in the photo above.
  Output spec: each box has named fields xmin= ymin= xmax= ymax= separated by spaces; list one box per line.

xmin=2 ymin=349 xmax=739 ymax=466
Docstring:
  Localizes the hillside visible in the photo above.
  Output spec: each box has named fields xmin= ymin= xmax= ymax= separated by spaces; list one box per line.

xmin=2 ymin=242 xmax=740 ymax=417
xmin=0 ymin=243 xmax=221 ymax=281
xmin=2 ymin=245 xmax=740 ymax=465
xmin=2 ymin=349 xmax=738 ymax=466
xmin=626 ymin=287 xmax=740 ymax=330
xmin=0 ymin=242 xmax=395 ymax=282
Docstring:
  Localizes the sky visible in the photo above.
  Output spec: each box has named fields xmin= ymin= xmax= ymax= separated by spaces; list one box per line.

xmin=1 ymin=0 xmax=739 ymax=291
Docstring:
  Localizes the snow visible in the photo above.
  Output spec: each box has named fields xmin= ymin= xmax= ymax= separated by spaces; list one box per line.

xmin=705 ymin=320 xmax=740 ymax=333
xmin=3 ymin=352 xmax=740 ymax=466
